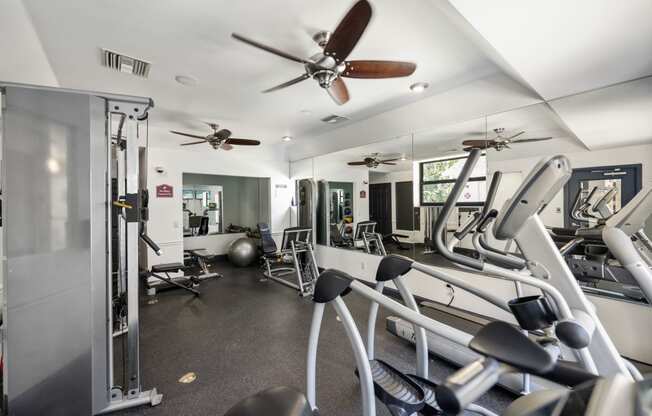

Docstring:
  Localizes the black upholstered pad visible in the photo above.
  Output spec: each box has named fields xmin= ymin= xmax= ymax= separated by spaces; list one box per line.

xmin=151 ymin=262 xmax=185 ymax=273
xmin=224 ymin=386 xmax=313 ymax=416
xmin=469 ymin=321 xmax=554 ymax=375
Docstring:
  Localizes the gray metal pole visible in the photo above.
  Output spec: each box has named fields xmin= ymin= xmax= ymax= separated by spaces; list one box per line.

xmin=306 ymin=303 xmax=325 ymax=410
xmin=124 ymin=117 xmax=141 ymax=397
xmin=395 ymin=276 xmax=428 ymax=378
xmin=366 ymin=282 xmax=385 ymax=361
xmin=333 ymin=297 xmax=376 ymax=416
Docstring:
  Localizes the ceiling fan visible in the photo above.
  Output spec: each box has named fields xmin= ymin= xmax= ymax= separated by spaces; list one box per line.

xmin=462 ymin=128 xmax=553 ymax=152
xmin=348 ymin=153 xmax=401 ymax=168
xmin=231 ymin=0 xmax=416 ymax=105
xmin=170 ymin=123 xmax=261 ymax=150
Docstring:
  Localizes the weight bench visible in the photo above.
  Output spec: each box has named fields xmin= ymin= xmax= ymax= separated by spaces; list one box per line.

xmin=383 ymin=233 xmax=410 ymax=250
xmin=147 ymin=262 xmax=200 ymax=296
xmin=185 ymin=249 xmax=222 ymax=280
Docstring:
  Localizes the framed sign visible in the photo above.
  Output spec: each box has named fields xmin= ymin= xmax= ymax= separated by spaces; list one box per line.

xmin=156 ymin=184 xmax=173 ymax=198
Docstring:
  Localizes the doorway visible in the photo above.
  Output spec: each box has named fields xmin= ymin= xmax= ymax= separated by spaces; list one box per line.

xmin=369 ymin=183 xmax=392 ymax=236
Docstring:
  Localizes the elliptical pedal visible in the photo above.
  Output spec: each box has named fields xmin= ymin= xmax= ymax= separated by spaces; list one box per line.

xmin=406 ymin=375 xmax=442 ymax=415
xmin=364 ymin=359 xmax=425 ymax=416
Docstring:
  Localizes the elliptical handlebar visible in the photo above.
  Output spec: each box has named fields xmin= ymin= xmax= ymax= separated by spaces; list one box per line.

xmin=452 ymin=171 xmax=503 ymax=243
xmin=433 ymin=148 xmax=485 ymax=270
xmin=453 ymin=211 xmax=482 ymax=241
xmin=482 ymin=171 xmax=502 ymax=217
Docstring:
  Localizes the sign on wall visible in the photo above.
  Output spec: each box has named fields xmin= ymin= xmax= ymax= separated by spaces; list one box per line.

xmin=156 ymin=184 xmax=174 ymax=198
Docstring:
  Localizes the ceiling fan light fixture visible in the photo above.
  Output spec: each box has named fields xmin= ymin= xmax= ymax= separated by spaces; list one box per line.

xmin=409 ymin=82 xmax=429 ymax=93
xmin=321 ymin=114 xmax=349 ymax=124
xmin=175 ymin=75 xmax=198 ymax=86
xmin=282 ymin=136 xmax=292 ymax=142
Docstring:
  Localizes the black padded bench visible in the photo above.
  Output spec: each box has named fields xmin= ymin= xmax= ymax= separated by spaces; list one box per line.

xmin=148 ymin=262 xmax=200 ymax=296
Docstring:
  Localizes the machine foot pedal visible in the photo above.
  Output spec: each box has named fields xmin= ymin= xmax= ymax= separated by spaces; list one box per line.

xmin=366 ymin=359 xmax=425 ymax=416
xmin=406 ymin=374 xmax=442 ymax=415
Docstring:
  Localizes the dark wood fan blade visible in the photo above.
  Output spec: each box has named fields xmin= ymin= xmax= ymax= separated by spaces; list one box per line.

xmin=511 ymin=137 xmax=553 ymax=144
xmin=324 ymin=0 xmax=372 ymax=63
xmin=327 ymin=77 xmax=350 ymax=105
xmin=262 ymin=74 xmax=310 ymax=93
xmin=505 ymin=131 xmax=525 ymax=140
xmin=232 ymin=33 xmax=309 ymax=64
xmin=342 ymin=60 xmax=416 ymax=78
xmin=170 ymin=130 xmax=206 ymax=140
xmin=348 ymin=161 xmax=368 ymax=165
xmin=180 ymin=141 xmax=208 ymax=146
xmin=225 ymin=138 xmax=261 ymax=146
xmin=462 ymin=139 xmax=496 ymax=149
xmin=381 ymin=162 xmax=397 ymax=165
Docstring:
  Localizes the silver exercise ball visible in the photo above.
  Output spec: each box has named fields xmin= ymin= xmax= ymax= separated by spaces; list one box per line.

xmin=228 ymin=237 xmax=258 ymax=267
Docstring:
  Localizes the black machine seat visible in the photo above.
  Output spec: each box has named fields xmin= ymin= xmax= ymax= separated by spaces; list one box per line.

xmin=469 ymin=321 xmax=554 ymax=375
xmin=257 ymin=222 xmax=278 ymax=256
xmin=151 ymin=262 xmax=185 ymax=273
xmin=224 ymin=386 xmax=314 ymax=416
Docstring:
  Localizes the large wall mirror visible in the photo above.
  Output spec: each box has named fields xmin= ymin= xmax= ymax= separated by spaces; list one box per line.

xmin=487 ymin=92 xmax=652 ymax=306
xmin=182 ymin=173 xmax=271 ymax=237
xmin=313 ymin=134 xmax=416 ymax=259
xmin=409 ymin=117 xmax=488 ymax=266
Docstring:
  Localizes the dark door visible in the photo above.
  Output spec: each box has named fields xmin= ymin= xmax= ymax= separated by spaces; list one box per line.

xmin=564 ymin=164 xmax=642 ymax=228
xmin=369 ymin=183 xmax=392 ymax=236
xmin=395 ymin=181 xmax=415 ymax=230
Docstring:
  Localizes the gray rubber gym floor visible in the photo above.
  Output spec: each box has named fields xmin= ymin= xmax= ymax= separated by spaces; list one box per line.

xmin=116 ymin=259 xmax=515 ymax=416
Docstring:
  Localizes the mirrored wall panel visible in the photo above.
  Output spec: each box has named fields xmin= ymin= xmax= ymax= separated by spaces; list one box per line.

xmin=409 ymin=117 xmax=488 ymax=266
xmin=182 ymin=173 xmax=271 ymax=237
xmin=313 ymin=134 xmax=415 ymax=258
xmin=487 ymin=80 xmax=652 ymax=305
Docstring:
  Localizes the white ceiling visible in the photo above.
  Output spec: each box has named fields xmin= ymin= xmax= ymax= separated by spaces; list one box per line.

xmin=448 ymin=0 xmax=652 ymax=100
xmin=549 ymin=76 xmax=652 ymax=150
xmin=20 ymin=0 xmax=503 ymax=148
xmin=6 ymin=0 xmax=652 ymax=161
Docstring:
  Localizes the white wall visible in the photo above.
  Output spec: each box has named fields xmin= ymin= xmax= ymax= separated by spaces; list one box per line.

xmin=0 ymin=0 xmax=58 ymax=86
xmin=147 ymin=146 xmax=291 ymax=266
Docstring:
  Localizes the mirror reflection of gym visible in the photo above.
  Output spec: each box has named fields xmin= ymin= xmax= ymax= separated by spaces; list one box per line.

xmin=182 ymin=173 xmax=271 ymax=237
xmin=314 ymin=134 xmax=415 ymax=258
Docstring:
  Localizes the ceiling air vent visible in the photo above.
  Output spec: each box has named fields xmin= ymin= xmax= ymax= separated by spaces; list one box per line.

xmin=321 ymin=114 xmax=349 ymax=124
xmin=101 ymin=48 xmax=151 ymax=78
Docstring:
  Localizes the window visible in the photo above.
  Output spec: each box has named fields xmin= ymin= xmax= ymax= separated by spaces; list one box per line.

xmin=419 ymin=154 xmax=487 ymax=206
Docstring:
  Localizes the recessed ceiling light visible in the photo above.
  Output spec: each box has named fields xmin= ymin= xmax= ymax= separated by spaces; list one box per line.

xmin=282 ymin=136 xmax=292 ymax=142
xmin=175 ymin=75 xmax=198 ymax=86
xmin=409 ymin=82 xmax=429 ymax=93
xmin=300 ymin=110 xmax=312 ymax=116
